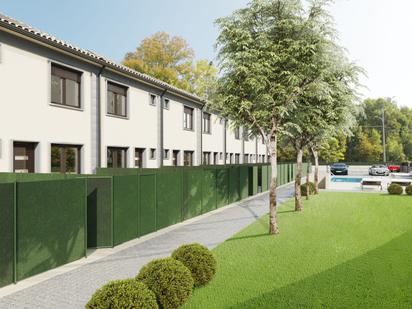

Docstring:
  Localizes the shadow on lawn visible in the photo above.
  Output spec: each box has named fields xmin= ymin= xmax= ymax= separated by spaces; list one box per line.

xmin=230 ymin=229 xmax=412 ymax=309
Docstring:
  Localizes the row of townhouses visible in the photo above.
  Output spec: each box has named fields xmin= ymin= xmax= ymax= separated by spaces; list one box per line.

xmin=0 ymin=13 xmax=268 ymax=174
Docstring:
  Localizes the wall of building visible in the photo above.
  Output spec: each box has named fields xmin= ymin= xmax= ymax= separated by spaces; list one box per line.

xmin=0 ymin=29 xmax=269 ymax=174
xmin=202 ymin=112 xmax=224 ymax=164
xmin=0 ymin=32 xmax=95 ymax=174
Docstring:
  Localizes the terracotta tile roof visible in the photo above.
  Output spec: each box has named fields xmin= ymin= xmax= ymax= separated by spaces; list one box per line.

xmin=0 ymin=12 xmax=205 ymax=104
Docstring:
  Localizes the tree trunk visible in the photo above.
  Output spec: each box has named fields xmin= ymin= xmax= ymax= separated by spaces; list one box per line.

xmin=269 ymin=135 xmax=280 ymax=235
xmin=311 ymin=147 xmax=319 ymax=194
xmin=295 ymin=148 xmax=303 ymax=212
xmin=306 ymin=155 xmax=310 ymax=200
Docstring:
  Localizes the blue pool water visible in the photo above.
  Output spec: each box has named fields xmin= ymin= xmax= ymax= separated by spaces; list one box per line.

xmin=331 ymin=177 xmax=363 ymax=183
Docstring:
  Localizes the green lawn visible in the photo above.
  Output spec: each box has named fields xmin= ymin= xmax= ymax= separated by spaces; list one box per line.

xmin=184 ymin=192 xmax=412 ymax=308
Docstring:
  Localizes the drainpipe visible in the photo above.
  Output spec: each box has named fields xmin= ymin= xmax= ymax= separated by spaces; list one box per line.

xmin=96 ymin=65 xmax=106 ymax=170
xmin=158 ymin=88 xmax=168 ymax=168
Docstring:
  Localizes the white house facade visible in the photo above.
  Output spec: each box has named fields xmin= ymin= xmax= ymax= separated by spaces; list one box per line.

xmin=0 ymin=13 xmax=268 ymax=174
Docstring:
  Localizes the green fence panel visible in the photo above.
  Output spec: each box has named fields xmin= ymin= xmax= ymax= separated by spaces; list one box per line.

xmin=139 ymin=174 xmax=157 ymax=236
xmin=183 ymin=168 xmax=203 ymax=220
xmin=239 ymin=166 xmax=249 ymax=199
xmin=0 ymin=173 xmax=68 ymax=183
xmin=262 ymin=165 xmax=268 ymax=191
xmin=202 ymin=167 xmax=217 ymax=213
xmin=228 ymin=166 xmax=240 ymax=203
xmin=252 ymin=166 xmax=258 ymax=195
xmin=86 ymin=177 xmax=113 ymax=248
xmin=113 ymin=175 xmax=138 ymax=246
xmin=0 ymin=183 xmax=14 ymax=287
xmin=216 ymin=167 xmax=229 ymax=207
xmin=16 ymin=179 xmax=86 ymax=281
xmin=156 ymin=170 xmax=183 ymax=229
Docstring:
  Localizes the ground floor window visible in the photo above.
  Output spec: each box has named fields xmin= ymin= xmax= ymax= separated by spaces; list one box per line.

xmin=203 ymin=152 xmax=211 ymax=165
xmin=107 ymin=147 xmax=127 ymax=168
xmin=244 ymin=154 xmax=249 ymax=163
xmin=51 ymin=144 xmax=81 ymax=173
xmin=214 ymin=152 xmax=219 ymax=165
xmin=135 ymin=148 xmax=144 ymax=168
xmin=173 ymin=150 xmax=180 ymax=166
xmin=184 ymin=151 xmax=194 ymax=166
xmin=235 ymin=153 xmax=240 ymax=164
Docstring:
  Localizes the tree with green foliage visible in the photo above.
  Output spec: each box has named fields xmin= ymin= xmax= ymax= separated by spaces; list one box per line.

xmin=212 ymin=0 xmax=345 ymax=233
xmin=345 ymin=97 xmax=412 ymax=163
xmin=123 ymin=32 xmax=217 ymax=99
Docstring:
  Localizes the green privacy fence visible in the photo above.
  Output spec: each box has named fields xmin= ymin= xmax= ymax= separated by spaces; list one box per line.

xmin=0 ymin=162 xmax=309 ymax=287
xmin=0 ymin=183 xmax=14 ymax=288
xmin=0 ymin=179 xmax=87 ymax=287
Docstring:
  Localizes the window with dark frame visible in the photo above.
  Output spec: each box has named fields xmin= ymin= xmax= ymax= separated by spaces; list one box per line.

xmin=164 ymin=149 xmax=169 ymax=160
xmin=184 ymin=106 xmax=194 ymax=130
xmin=203 ymin=112 xmax=211 ymax=134
xmin=51 ymin=144 xmax=81 ymax=173
xmin=107 ymin=82 xmax=127 ymax=117
xmin=135 ymin=148 xmax=144 ymax=168
xmin=202 ymin=152 xmax=211 ymax=165
xmin=107 ymin=147 xmax=127 ymax=168
xmin=51 ymin=64 xmax=81 ymax=108
xmin=235 ymin=153 xmax=240 ymax=164
xmin=234 ymin=127 xmax=240 ymax=139
xmin=149 ymin=94 xmax=157 ymax=106
xmin=243 ymin=129 xmax=249 ymax=141
xmin=183 ymin=151 xmax=194 ymax=166
xmin=163 ymin=98 xmax=170 ymax=109
xmin=150 ymin=148 xmax=156 ymax=160
xmin=214 ymin=152 xmax=218 ymax=164
xmin=244 ymin=154 xmax=249 ymax=163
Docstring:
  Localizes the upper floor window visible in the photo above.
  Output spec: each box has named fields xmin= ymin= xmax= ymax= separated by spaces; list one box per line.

xmin=203 ymin=112 xmax=211 ymax=134
xmin=51 ymin=64 xmax=81 ymax=108
xmin=149 ymin=94 xmax=157 ymax=106
xmin=163 ymin=98 xmax=170 ymax=109
xmin=184 ymin=106 xmax=194 ymax=130
xmin=234 ymin=127 xmax=240 ymax=140
xmin=107 ymin=82 xmax=127 ymax=117
xmin=243 ymin=129 xmax=249 ymax=141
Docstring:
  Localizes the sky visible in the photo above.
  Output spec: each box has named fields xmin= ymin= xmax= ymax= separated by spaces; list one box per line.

xmin=1 ymin=0 xmax=412 ymax=107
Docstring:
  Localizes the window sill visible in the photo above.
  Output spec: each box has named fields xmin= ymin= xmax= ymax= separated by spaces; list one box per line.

xmin=202 ymin=131 xmax=212 ymax=135
xmin=50 ymin=102 xmax=83 ymax=112
xmin=106 ymin=113 xmax=129 ymax=120
xmin=183 ymin=128 xmax=195 ymax=132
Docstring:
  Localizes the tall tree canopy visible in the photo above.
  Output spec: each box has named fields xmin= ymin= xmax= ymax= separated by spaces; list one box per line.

xmin=212 ymin=0 xmax=352 ymax=234
xmin=338 ymin=98 xmax=412 ymax=163
xmin=122 ymin=31 xmax=217 ymax=99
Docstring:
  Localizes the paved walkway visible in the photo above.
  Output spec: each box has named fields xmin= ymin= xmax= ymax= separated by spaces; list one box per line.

xmin=0 ymin=184 xmax=294 ymax=309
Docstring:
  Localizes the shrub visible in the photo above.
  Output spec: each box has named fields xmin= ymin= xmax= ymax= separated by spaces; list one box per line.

xmin=405 ymin=184 xmax=412 ymax=195
xmin=137 ymin=258 xmax=194 ymax=309
xmin=388 ymin=183 xmax=403 ymax=195
xmin=86 ymin=278 xmax=158 ymax=309
xmin=172 ymin=243 xmax=217 ymax=287
xmin=301 ymin=182 xmax=316 ymax=196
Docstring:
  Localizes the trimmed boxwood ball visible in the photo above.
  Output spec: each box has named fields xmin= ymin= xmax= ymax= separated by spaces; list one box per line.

xmin=301 ymin=182 xmax=316 ymax=196
xmin=405 ymin=184 xmax=412 ymax=195
xmin=172 ymin=243 xmax=217 ymax=287
xmin=137 ymin=258 xmax=194 ymax=309
xmin=388 ymin=183 xmax=403 ymax=195
xmin=86 ymin=278 xmax=158 ymax=309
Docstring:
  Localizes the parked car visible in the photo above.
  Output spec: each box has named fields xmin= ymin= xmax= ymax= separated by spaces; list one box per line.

xmin=387 ymin=165 xmax=400 ymax=173
xmin=330 ymin=163 xmax=348 ymax=175
xmin=369 ymin=165 xmax=390 ymax=176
